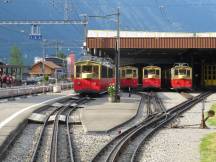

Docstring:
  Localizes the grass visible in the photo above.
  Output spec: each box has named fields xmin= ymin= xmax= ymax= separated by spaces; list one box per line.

xmin=200 ymin=132 xmax=216 ymax=162
xmin=206 ymin=104 xmax=216 ymax=126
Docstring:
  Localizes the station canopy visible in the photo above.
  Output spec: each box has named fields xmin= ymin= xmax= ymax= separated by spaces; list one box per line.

xmin=87 ymin=30 xmax=216 ymax=62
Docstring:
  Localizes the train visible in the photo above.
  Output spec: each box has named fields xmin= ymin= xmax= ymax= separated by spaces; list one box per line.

xmin=142 ymin=66 xmax=161 ymax=89
xmin=120 ymin=66 xmax=138 ymax=89
xmin=170 ymin=63 xmax=192 ymax=90
xmin=73 ymin=57 xmax=193 ymax=93
xmin=73 ymin=56 xmax=114 ymax=94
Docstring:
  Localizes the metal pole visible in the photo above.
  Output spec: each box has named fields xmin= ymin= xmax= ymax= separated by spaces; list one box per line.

xmin=42 ymin=40 xmax=46 ymax=93
xmin=83 ymin=14 xmax=88 ymax=55
xmin=115 ymin=8 xmax=120 ymax=102
xmin=200 ymin=99 xmax=207 ymax=128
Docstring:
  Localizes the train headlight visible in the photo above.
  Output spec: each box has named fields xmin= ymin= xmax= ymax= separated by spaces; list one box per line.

xmin=78 ymin=82 xmax=81 ymax=85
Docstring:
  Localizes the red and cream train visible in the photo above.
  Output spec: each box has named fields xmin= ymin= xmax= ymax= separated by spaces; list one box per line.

xmin=73 ymin=56 xmax=114 ymax=93
xmin=73 ymin=56 xmax=192 ymax=93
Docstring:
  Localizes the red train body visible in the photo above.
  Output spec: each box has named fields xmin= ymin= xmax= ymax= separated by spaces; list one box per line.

xmin=73 ymin=57 xmax=114 ymax=94
xmin=171 ymin=63 xmax=192 ymax=90
xmin=142 ymin=66 xmax=161 ymax=89
xmin=120 ymin=66 xmax=138 ymax=89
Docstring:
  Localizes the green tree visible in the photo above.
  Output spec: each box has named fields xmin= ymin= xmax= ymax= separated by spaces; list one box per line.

xmin=57 ymin=51 xmax=66 ymax=59
xmin=9 ymin=45 xmax=23 ymax=66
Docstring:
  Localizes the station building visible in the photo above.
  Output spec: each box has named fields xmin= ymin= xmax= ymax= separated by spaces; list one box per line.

xmin=87 ymin=30 xmax=216 ymax=89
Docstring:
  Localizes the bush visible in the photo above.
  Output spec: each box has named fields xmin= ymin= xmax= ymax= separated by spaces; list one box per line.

xmin=108 ymin=83 xmax=116 ymax=97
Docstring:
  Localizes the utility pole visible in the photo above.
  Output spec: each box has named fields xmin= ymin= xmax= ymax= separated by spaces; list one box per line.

xmin=42 ymin=39 xmax=47 ymax=93
xmin=55 ymin=40 xmax=59 ymax=57
xmin=115 ymin=8 xmax=120 ymax=102
xmin=64 ymin=0 xmax=69 ymax=20
xmin=81 ymin=14 xmax=88 ymax=55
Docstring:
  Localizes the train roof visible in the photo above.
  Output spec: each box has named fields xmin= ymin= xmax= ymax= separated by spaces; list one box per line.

xmin=75 ymin=55 xmax=114 ymax=68
xmin=172 ymin=63 xmax=191 ymax=68
xmin=120 ymin=66 xmax=138 ymax=69
xmin=143 ymin=65 xmax=161 ymax=69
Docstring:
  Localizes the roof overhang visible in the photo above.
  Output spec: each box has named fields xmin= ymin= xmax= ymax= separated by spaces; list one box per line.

xmin=87 ymin=30 xmax=216 ymax=49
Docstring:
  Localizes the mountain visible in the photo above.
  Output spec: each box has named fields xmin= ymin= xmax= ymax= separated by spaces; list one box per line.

xmin=0 ymin=0 xmax=216 ymax=65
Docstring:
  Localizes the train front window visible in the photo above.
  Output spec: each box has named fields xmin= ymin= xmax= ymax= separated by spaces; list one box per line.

xmin=82 ymin=65 xmax=92 ymax=73
xmin=81 ymin=65 xmax=99 ymax=78
xmin=148 ymin=69 xmax=155 ymax=75
xmin=144 ymin=69 xmax=148 ymax=78
xmin=133 ymin=70 xmax=137 ymax=77
xmin=187 ymin=70 xmax=191 ymax=77
xmin=126 ymin=69 xmax=132 ymax=74
xmin=122 ymin=70 xmax=125 ymax=78
xmin=76 ymin=65 xmax=81 ymax=78
xmin=179 ymin=69 xmax=186 ymax=75
xmin=93 ymin=66 xmax=99 ymax=78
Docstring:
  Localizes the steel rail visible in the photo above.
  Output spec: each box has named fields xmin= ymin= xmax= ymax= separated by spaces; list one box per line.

xmin=112 ymin=91 xmax=212 ymax=162
xmin=30 ymin=97 xmax=86 ymax=162
xmin=50 ymin=97 xmax=89 ymax=162
xmin=91 ymin=93 xmax=157 ymax=162
xmin=66 ymin=108 xmax=75 ymax=162
xmin=106 ymin=94 xmax=162 ymax=162
xmin=92 ymin=91 xmax=212 ymax=162
xmin=29 ymin=103 xmax=64 ymax=162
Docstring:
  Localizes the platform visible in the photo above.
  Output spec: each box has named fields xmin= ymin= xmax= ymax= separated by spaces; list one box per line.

xmin=80 ymin=93 xmax=141 ymax=133
xmin=0 ymin=89 xmax=75 ymax=155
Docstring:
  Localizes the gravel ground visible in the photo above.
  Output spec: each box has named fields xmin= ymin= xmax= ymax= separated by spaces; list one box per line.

xmin=2 ymin=124 xmax=42 ymax=162
xmin=71 ymin=125 xmax=114 ymax=162
xmin=158 ymin=92 xmax=187 ymax=109
xmin=138 ymin=93 xmax=216 ymax=162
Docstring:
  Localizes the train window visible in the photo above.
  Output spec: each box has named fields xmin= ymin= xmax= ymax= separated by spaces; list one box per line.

xmin=187 ymin=70 xmax=191 ymax=77
xmin=126 ymin=69 xmax=132 ymax=75
xmin=122 ymin=70 xmax=125 ymax=78
xmin=133 ymin=70 xmax=137 ymax=77
xmin=93 ymin=66 xmax=99 ymax=78
xmin=101 ymin=66 xmax=107 ymax=78
xmin=174 ymin=70 xmax=178 ymax=76
xmin=76 ymin=65 xmax=81 ymax=78
xmin=179 ymin=69 xmax=186 ymax=75
xmin=144 ymin=69 xmax=148 ymax=78
xmin=148 ymin=69 xmax=155 ymax=75
xmin=108 ymin=68 xmax=113 ymax=78
xmin=82 ymin=65 xmax=92 ymax=73
xmin=156 ymin=70 xmax=160 ymax=76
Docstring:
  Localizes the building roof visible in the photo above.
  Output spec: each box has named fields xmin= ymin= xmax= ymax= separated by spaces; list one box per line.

xmin=88 ymin=30 xmax=216 ymax=38
xmin=33 ymin=61 xmax=62 ymax=69
xmin=87 ymin=30 xmax=216 ymax=49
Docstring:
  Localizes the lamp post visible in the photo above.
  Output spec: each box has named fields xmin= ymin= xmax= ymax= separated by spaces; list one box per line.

xmin=114 ymin=8 xmax=120 ymax=102
xmin=42 ymin=39 xmax=47 ymax=93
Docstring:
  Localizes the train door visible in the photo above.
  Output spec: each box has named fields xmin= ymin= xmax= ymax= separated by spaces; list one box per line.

xmin=203 ymin=65 xmax=216 ymax=87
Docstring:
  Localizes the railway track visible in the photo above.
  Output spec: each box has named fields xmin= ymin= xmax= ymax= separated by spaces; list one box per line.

xmin=30 ymin=96 xmax=89 ymax=162
xmin=92 ymin=91 xmax=212 ymax=162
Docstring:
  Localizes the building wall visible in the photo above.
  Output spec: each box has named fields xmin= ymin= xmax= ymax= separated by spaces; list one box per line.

xmin=30 ymin=63 xmax=54 ymax=76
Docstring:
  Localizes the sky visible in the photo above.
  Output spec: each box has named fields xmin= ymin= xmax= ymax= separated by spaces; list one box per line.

xmin=0 ymin=0 xmax=216 ymax=65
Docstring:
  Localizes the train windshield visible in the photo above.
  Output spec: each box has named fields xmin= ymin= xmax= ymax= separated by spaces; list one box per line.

xmin=76 ymin=65 xmax=99 ymax=78
xmin=148 ymin=69 xmax=156 ymax=75
xmin=178 ymin=69 xmax=187 ymax=75
xmin=126 ymin=69 xmax=132 ymax=74
xmin=82 ymin=65 xmax=92 ymax=73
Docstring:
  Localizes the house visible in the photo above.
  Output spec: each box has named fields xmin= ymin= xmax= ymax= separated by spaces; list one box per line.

xmin=30 ymin=61 xmax=64 ymax=79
